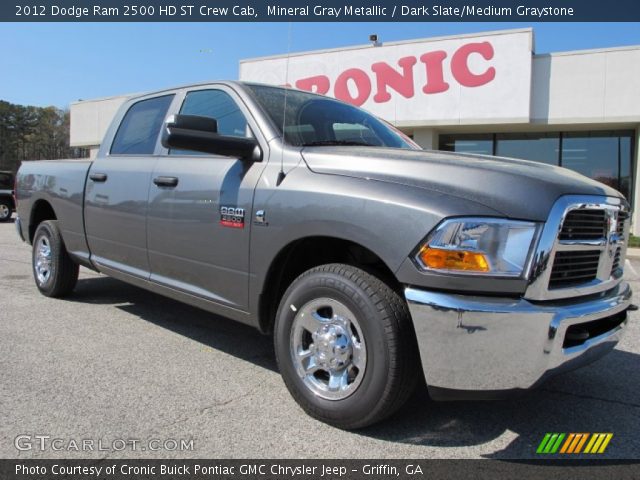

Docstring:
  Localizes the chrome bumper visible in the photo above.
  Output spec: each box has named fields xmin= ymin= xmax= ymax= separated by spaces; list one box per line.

xmin=405 ymin=282 xmax=631 ymax=398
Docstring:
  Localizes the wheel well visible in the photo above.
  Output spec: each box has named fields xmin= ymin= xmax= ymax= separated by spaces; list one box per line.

xmin=29 ymin=200 xmax=57 ymax=243
xmin=258 ymin=237 xmax=401 ymax=334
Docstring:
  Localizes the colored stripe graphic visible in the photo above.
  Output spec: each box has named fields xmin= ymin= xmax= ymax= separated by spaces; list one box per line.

xmin=585 ymin=433 xmax=614 ymax=454
xmin=559 ymin=433 xmax=575 ymax=454
xmin=537 ymin=433 xmax=552 ymax=454
xmin=537 ymin=433 xmax=565 ymax=454
xmin=550 ymin=433 xmax=565 ymax=453
xmin=574 ymin=433 xmax=589 ymax=453
xmin=538 ymin=433 xmax=613 ymax=454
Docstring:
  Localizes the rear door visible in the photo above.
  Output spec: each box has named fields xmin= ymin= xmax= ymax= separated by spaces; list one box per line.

xmin=84 ymin=94 xmax=175 ymax=279
xmin=146 ymin=86 xmax=268 ymax=310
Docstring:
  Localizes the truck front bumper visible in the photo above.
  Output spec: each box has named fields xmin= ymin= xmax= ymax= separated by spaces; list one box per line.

xmin=404 ymin=282 xmax=632 ymax=400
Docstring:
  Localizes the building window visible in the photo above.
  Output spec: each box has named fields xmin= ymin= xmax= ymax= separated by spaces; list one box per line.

xmin=561 ymin=131 xmax=633 ymax=200
xmin=439 ymin=130 xmax=635 ymax=201
xmin=439 ymin=134 xmax=493 ymax=155
xmin=496 ymin=133 xmax=559 ymax=165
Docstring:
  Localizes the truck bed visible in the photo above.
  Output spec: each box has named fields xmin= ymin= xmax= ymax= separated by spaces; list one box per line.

xmin=16 ymin=159 xmax=93 ymax=262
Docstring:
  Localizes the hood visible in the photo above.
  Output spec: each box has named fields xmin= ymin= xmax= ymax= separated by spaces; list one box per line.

xmin=301 ymin=146 xmax=623 ymax=221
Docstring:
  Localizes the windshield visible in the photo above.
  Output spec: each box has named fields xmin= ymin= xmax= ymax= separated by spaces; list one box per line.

xmin=245 ymin=84 xmax=418 ymax=150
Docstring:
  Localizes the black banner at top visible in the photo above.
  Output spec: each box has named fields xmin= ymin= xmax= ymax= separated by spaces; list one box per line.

xmin=4 ymin=0 xmax=640 ymax=22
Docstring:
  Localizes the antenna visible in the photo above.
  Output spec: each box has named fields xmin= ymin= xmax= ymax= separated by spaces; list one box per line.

xmin=277 ymin=22 xmax=293 ymax=187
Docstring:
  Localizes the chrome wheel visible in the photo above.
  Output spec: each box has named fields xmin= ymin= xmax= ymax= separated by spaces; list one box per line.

xmin=35 ymin=236 xmax=52 ymax=285
xmin=290 ymin=297 xmax=367 ymax=400
xmin=0 ymin=204 xmax=9 ymax=219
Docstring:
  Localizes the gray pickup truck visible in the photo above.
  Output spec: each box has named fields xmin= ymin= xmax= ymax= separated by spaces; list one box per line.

xmin=15 ymin=81 xmax=633 ymax=429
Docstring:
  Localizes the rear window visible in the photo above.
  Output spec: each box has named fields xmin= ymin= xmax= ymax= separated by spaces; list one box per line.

xmin=110 ymin=95 xmax=174 ymax=155
xmin=0 ymin=173 xmax=13 ymax=189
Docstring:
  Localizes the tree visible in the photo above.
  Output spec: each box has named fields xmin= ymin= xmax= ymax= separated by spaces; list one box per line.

xmin=0 ymin=100 xmax=87 ymax=173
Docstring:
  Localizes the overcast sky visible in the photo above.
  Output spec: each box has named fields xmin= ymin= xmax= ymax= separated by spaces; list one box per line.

xmin=2 ymin=22 xmax=639 ymax=108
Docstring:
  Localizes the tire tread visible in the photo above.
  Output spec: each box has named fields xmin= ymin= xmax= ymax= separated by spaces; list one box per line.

xmin=33 ymin=220 xmax=79 ymax=298
xmin=275 ymin=263 xmax=418 ymax=429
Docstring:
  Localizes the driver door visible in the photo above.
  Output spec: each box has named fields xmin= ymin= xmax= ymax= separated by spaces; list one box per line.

xmin=146 ymin=87 xmax=267 ymax=311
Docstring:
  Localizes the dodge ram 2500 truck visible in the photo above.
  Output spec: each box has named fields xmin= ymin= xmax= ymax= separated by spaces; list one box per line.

xmin=15 ymin=82 xmax=633 ymax=429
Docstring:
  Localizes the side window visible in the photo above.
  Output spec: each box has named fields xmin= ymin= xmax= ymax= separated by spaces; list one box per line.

xmin=0 ymin=173 xmax=13 ymax=189
xmin=110 ymin=95 xmax=174 ymax=155
xmin=170 ymin=89 xmax=251 ymax=156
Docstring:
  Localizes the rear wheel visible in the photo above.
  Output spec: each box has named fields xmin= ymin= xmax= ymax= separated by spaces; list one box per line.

xmin=0 ymin=201 xmax=11 ymax=222
xmin=32 ymin=220 xmax=79 ymax=297
xmin=274 ymin=263 xmax=418 ymax=429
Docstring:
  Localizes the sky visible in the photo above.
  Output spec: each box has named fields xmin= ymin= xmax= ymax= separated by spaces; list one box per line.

xmin=2 ymin=22 xmax=639 ymax=108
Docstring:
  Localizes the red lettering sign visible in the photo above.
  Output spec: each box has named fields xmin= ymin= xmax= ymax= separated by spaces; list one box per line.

xmin=451 ymin=41 xmax=496 ymax=87
xmin=295 ymin=75 xmax=330 ymax=94
xmin=294 ymin=41 xmax=497 ymax=107
xmin=371 ymin=56 xmax=417 ymax=103
xmin=334 ymin=68 xmax=371 ymax=106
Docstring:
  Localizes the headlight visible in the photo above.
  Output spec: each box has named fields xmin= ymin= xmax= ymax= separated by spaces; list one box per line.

xmin=415 ymin=218 xmax=539 ymax=277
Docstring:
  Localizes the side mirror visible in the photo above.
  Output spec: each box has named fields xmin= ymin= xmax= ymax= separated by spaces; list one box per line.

xmin=161 ymin=114 xmax=262 ymax=162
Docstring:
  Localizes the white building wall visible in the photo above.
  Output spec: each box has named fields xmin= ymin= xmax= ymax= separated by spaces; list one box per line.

xmin=69 ymin=95 xmax=128 ymax=148
xmin=531 ymin=46 xmax=640 ymax=125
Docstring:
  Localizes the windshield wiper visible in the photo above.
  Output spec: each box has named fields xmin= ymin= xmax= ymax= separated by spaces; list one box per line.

xmin=301 ymin=140 xmax=370 ymax=147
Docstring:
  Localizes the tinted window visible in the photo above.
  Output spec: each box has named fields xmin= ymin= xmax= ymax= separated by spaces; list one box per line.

xmin=0 ymin=173 xmax=13 ymax=189
xmin=496 ymin=133 xmax=559 ymax=165
xmin=170 ymin=90 xmax=250 ymax=156
xmin=562 ymin=131 xmax=633 ymax=199
xmin=245 ymin=84 xmax=415 ymax=149
xmin=111 ymin=95 xmax=174 ymax=155
xmin=180 ymin=90 xmax=249 ymax=138
xmin=439 ymin=134 xmax=493 ymax=155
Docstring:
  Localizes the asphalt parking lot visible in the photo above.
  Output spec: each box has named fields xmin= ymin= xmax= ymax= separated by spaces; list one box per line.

xmin=1 ymin=218 xmax=639 ymax=459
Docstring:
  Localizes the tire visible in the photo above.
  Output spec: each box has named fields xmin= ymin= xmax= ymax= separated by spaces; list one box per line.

xmin=0 ymin=201 xmax=11 ymax=222
xmin=274 ymin=263 xmax=418 ymax=429
xmin=32 ymin=220 xmax=79 ymax=297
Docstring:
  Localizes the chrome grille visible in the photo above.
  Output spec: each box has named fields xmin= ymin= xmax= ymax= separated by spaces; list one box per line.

xmin=559 ymin=209 xmax=606 ymax=240
xmin=617 ymin=211 xmax=629 ymax=236
xmin=611 ymin=247 xmax=622 ymax=276
xmin=525 ymin=195 xmax=629 ymax=301
xmin=549 ymin=250 xmax=600 ymax=288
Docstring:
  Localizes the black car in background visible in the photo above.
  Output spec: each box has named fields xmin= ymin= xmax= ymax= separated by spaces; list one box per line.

xmin=0 ymin=171 xmax=15 ymax=222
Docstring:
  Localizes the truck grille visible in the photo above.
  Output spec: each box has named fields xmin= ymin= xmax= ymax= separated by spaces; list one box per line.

xmin=525 ymin=196 xmax=629 ymax=301
xmin=611 ymin=247 xmax=622 ymax=274
xmin=617 ymin=211 xmax=629 ymax=236
xmin=549 ymin=250 xmax=600 ymax=288
xmin=559 ymin=209 xmax=606 ymax=240
xmin=548 ymin=205 xmax=628 ymax=291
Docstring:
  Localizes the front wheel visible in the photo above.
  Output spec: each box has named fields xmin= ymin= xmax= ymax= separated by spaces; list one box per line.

xmin=274 ymin=264 xmax=418 ymax=429
xmin=32 ymin=220 xmax=79 ymax=297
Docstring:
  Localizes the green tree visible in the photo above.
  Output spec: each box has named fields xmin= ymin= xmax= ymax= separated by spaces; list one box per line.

xmin=0 ymin=100 xmax=87 ymax=173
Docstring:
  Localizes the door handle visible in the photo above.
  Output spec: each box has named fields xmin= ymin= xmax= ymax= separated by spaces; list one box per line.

xmin=153 ymin=176 xmax=179 ymax=187
xmin=89 ymin=173 xmax=108 ymax=182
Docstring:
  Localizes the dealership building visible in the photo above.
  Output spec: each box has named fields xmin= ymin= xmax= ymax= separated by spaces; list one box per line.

xmin=70 ymin=28 xmax=640 ymax=230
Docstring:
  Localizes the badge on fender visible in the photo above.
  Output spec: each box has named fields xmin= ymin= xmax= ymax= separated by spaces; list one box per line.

xmin=220 ymin=206 xmax=245 ymax=229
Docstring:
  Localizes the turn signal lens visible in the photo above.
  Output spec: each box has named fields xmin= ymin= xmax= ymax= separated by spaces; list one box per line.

xmin=418 ymin=246 xmax=490 ymax=272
